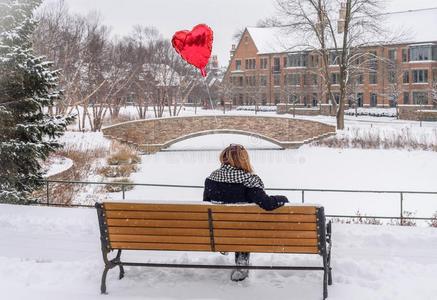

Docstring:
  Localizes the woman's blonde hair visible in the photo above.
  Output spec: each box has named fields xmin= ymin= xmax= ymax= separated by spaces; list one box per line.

xmin=219 ymin=144 xmax=254 ymax=173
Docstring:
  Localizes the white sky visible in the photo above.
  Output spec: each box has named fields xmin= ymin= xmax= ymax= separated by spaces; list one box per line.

xmin=42 ymin=0 xmax=437 ymax=67
xmin=42 ymin=0 xmax=276 ymax=67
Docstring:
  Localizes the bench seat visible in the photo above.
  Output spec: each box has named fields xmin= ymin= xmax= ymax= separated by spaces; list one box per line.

xmin=96 ymin=202 xmax=332 ymax=298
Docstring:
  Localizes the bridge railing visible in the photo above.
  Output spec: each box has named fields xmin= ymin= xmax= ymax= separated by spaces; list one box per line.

xmin=39 ymin=179 xmax=437 ymax=225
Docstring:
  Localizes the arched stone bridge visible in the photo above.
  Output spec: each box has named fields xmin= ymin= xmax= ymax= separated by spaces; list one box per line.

xmin=102 ymin=116 xmax=336 ymax=154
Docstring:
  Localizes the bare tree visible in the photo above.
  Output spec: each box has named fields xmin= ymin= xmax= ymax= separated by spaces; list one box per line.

xmin=432 ymin=80 xmax=437 ymax=108
xmin=275 ymin=0 xmax=386 ymax=129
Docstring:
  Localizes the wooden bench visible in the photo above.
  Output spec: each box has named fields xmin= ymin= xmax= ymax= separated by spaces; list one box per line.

xmin=95 ymin=202 xmax=333 ymax=299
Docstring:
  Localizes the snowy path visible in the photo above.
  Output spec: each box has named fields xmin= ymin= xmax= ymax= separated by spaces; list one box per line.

xmin=1 ymin=204 xmax=437 ymax=300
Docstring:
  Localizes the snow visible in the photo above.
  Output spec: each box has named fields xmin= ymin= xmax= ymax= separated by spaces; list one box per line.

xmin=1 ymin=203 xmax=437 ymax=300
xmin=110 ymin=141 xmax=437 ymax=221
xmin=246 ymin=6 xmax=437 ymax=54
xmin=57 ymin=131 xmax=112 ymax=151
xmin=42 ymin=156 xmax=73 ymax=177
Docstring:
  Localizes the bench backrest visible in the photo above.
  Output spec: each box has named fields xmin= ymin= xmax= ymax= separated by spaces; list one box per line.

xmin=96 ymin=202 xmax=327 ymax=255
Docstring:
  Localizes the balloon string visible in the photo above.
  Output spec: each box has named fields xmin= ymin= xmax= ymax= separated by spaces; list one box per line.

xmin=202 ymin=77 xmax=221 ymax=136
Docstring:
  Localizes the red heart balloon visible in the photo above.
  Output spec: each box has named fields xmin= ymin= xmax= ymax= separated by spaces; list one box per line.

xmin=172 ymin=24 xmax=213 ymax=77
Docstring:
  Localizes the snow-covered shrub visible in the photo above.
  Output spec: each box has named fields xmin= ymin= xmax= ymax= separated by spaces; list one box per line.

xmin=98 ymin=164 xmax=138 ymax=178
xmin=428 ymin=212 xmax=437 ymax=228
xmin=107 ymin=145 xmax=141 ymax=165
xmin=344 ymin=107 xmax=397 ymax=118
xmin=105 ymin=178 xmax=134 ymax=193
xmin=389 ymin=211 xmax=417 ymax=227
xmin=329 ymin=210 xmax=382 ymax=225
xmin=236 ymin=106 xmax=277 ymax=112
xmin=313 ymin=127 xmax=437 ymax=151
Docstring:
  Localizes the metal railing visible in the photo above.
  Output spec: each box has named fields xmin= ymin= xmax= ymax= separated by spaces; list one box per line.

xmin=40 ymin=179 xmax=437 ymax=224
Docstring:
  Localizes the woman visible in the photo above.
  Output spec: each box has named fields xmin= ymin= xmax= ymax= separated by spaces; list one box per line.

xmin=203 ymin=144 xmax=288 ymax=282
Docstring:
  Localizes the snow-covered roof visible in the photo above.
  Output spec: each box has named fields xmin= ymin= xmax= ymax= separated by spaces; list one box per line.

xmin=246 ymin=7 xmax=437 ymax=54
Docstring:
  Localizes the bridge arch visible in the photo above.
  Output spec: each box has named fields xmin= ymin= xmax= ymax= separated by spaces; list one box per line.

xmin=101 ymin=115 xmax=336 ymax=154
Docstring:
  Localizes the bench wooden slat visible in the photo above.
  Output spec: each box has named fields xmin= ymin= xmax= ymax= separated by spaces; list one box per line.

xmin=109 ymin=242 xmax=318 ymax=254
xmin=104 ymin=203 xmax=317 ymax=215
xmin=214 ymin=229 xmax=317 ymax=239
xmin=210 ymin=206 xmax=317 ymax=215
xmin=213 ymin=221 xmax=317 ymax=231
xmin=106 ymin=219 xmax=209 ymax=228
xmin=106 ymin=211 xmax=208 ymax=220
xmin=213 ymin=213 xmax=316 ymax=223
xmin=110 ymin=242 xmax=212 ymax=251
xmin=215 ymin=237 xmax=317 ymax=246
xmin=214 ymin=245 xmax=319 ymax=254
xmin=107 ymin=227 xmax=211 ymax=236
xmin=105 ymin=211 xmax=316 ymax=223
xmin=108 ymin=234 xmax=317 ymax=247
xmin=109 ymin=234 xmax=210 ymax=244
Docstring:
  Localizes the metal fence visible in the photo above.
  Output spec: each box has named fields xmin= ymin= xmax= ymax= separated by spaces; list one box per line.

xmin=41 ymin=179 xmax=437 ymax=224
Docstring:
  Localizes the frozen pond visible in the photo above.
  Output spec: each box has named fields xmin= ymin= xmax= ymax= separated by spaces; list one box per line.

xmin=108 ymin=134 xmax=437 ymax=221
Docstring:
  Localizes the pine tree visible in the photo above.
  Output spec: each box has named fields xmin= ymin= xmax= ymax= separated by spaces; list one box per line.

xmin=0 ymin=0 xmax=74 ymax=203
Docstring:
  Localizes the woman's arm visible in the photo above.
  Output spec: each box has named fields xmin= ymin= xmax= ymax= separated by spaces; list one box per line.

xmin=246 ymin=187 xmax=288 ymax=211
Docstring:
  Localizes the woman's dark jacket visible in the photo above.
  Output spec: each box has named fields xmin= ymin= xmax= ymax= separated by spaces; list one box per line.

xmin=203 ymin=164 xmax=288 ymax=211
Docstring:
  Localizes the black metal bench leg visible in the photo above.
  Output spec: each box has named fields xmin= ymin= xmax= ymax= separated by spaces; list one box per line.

xmin=101 ymin=265 xmax=110 ymax=294
xmin=119 ymin=265 xmax=125 ymax=279
xmin=322 ymin=252 xmax=328 ymax=299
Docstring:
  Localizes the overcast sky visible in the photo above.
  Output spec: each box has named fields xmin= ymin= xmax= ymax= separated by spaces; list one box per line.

xmin=42 ymin=0 xmax=437 ymax=67
xmin=42 ymin=0 xmax=276 ymax=67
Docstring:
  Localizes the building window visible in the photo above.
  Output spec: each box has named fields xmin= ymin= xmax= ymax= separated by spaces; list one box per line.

xmin=356 ymin=73 xmax=364 ymax=84
xmin=286 ymin=53 xmax=308 ymax=67
xmin=273 ymin=74 xmax=280 ymax=86
xmin=403 ymin=71 xmax=409 ymax=83
xmin=260 ymin=75 xmax=267 ymax=86
xmin=412 ymin=91 xmax=428 ymax=104
xmin=329 ymin=51 xmax=340 ymax=65
xmin=260 ymin=58 xmax=268 ymax=69
xmin=235 ymin=60 xmax=241 ymax=70
xmin=369 ymin=71 xmax=377 ymax=84
xmin=274 ymin=92 xmax=281 ymax=104
xmin=245 ymin=75 xmax=256 ymax=86
xmin=410 ymin=45 xmax=432 ymax=61
xmin=331 ymin=73 xmax=340 ymax=85
xmin=288 ymin=94 xmax=299 ymax=103
xmin=285 ymin=73 xmax=301 ymax=86
xmin=312 ymin=93 xmax=318 ymax=106
xmin=245 ymin=58 xmax=256 ymax=69
xmin=261 ymin=93 xmax=267 ymax=105
xmin=309 ymin=55 xmax=319 ymax=67
xmin=368 ymin=50 xmax=378 ymax=70
xmin=304 ymin=74 xmax=317 ymax=86
xmin=283 ymin=56 xmax=288 ymax=67
xmin=433 ymin=69 xmax=437 ymax=81
xmin=273 ymin=57 xmax=280 ymax=72
xmin=402 ymin=48 xmax=409 ymax=62
xmin=388 ymin=49 xmax=397 ymax=61
xmin=388 ymin=70 xmax=396 ymax=83
xmin=231 ymin=76 xmax=243 ymax=86
xmin=357 ymin=93 xmax=363 ymax=107
xmin=412 ymin=70 xmax=428 ymax=83
xmin=403 ymin=92 xmax=410 ymax=104
xmin=370 ymin=93 xmax=378 ymax=107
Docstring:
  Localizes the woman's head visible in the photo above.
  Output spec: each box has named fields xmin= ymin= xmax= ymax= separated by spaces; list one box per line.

xmin=219 ymin=144 xmax=254 ymax=173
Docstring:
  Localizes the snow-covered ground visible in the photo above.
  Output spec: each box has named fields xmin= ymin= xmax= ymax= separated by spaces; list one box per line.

xmin=1 ymin=204 xmax=436 ymax=300
xmin=42 ymin=155 xmax=73 ymax=177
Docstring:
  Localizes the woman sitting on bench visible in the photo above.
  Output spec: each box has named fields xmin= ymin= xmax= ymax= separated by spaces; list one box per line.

xmin=203 ymin=144 xmax=288 ymax=282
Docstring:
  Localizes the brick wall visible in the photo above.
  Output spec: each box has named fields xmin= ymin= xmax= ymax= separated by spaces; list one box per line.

xmin=398 ymin=105 xmax=435 ymax=120
xmin=102 ymin=116 xmax=336 ymax=154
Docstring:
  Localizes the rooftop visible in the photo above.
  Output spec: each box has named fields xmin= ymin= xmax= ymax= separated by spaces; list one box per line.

xmin=246 ymin=7 xmax=437 ymax=54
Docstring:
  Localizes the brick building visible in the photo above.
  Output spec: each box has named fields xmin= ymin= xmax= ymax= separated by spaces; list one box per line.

xmin=224 ymin=8 xmax=437 ymax=107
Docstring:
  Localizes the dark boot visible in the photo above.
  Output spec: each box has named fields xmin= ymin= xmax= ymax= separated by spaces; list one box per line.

xmin=231 ymin=252 xmax=250 ymax=281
